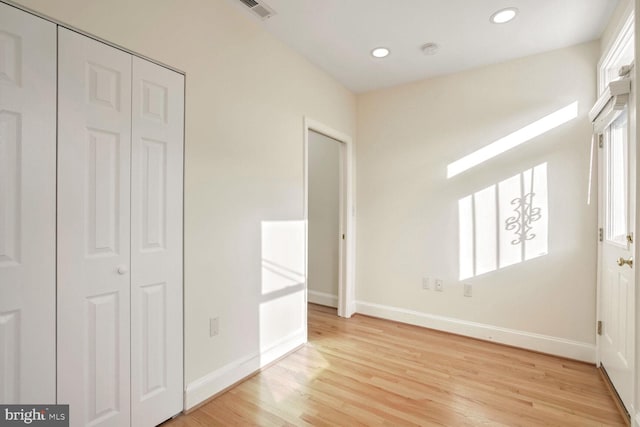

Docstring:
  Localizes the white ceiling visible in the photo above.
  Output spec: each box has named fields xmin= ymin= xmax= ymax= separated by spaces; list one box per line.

xmin=240 ymin=0 xmax=620 ymax=93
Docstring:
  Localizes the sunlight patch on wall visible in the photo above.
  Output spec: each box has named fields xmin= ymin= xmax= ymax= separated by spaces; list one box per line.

xmin=260 ymin=220 xmax=305 ymax=295
xmin=260 ymin=220 xmax=305 ymax=360
xmin=459 ymin=163 xmax=548 ymax=280
xmin=447 ymin=103 xmax=578 ymax=178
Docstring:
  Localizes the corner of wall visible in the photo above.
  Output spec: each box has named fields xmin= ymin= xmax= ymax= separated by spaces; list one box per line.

xmin=600 ymin=0 xmax=634 ymax=55
xmin=308 ymin=290 xmax=339 ymax=308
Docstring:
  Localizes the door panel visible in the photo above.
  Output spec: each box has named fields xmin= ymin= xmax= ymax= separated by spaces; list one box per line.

xmin=0 ymin=3 xmax=56 ymax=404
xmin=130 ymin=56 xmax=184 ymax=426
xmin=600 ymin=108 xmax=634 ymax=413
xmin=57 ymin=27 xmax=132 ymax=427
xmin=86 ymin=129 xmax=122 ymax=256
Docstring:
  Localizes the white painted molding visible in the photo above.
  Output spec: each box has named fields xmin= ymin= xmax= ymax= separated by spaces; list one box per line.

xmin=589 ymin=78 xmax=631 ymax=133
xmin=635 ymin=411 xmax=640 ymax=427
xmin=347 ymin=301 xmax=357 ymax=319
xmin=598 ymin=8 xmax=634 ymax=93
xmin=355 ymin=301 xmax=596 ymax=363
xmin=308 ymin=290 xmax=338 ymax=308
xmin=303 ymin=117 xmax=356 ymax=319
xmin=184 ymin=329 xmax=305 ymax=410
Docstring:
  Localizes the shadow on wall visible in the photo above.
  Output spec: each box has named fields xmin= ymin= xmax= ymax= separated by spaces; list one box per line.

xmin=453 ymin=102 xmax=579 ymax=280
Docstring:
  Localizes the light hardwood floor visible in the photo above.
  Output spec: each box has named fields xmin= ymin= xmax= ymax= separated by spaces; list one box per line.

xmin=166 ymin=304 xmax=625 ymax=426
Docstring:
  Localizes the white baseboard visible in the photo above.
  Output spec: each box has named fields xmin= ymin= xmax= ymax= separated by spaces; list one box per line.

xmin=355 ymin=301 xmax=596 ymax=363
xmin=184 ymin=328 xmax=305 ymax=410
xmin=308 ymin=290 xmax=338 ymax=308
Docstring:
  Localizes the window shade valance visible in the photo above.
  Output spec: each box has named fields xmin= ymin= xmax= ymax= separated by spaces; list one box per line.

xmin=589 ymin=78 xmax=631 ymax=133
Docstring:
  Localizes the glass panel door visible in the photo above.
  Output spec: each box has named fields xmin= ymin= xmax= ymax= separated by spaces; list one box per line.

xmin=605 ymin=108 xmax=629 ymax=247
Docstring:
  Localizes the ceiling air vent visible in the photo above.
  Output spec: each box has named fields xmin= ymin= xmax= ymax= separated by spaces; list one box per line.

xmin=237 ymin=0 xmax=276 ymax=20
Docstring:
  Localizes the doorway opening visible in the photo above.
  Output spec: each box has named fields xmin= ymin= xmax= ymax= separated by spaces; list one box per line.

xmin=304 ymin=118 xmax=355 ymax=322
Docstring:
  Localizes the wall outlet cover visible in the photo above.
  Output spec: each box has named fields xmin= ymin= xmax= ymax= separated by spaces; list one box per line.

xmin=464 ymin=283 xmax=472 ymax=297
xmin=435 ymin=279 xmax=443 ymax=292
xmin=210 ymin=317 xmax=219 ymax=337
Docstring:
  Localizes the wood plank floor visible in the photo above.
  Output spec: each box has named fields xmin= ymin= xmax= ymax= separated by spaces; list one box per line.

xmin=166 ymin=304 xmax=625 ymax=426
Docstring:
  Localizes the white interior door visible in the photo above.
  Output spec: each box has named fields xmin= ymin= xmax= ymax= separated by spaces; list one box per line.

xmin=57 ymin=27 xmax=132 ymax=426
xmin=130 ymin=56 xmax=184 ymax=426
xmin=599 ymin=106 xmax=635 ymax=414
xmin=0 ymin=3 xmax=56 ymax=404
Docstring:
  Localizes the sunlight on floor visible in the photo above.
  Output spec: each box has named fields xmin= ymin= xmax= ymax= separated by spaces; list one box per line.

xmin=259 ymin=346 xmax=330 ymax=404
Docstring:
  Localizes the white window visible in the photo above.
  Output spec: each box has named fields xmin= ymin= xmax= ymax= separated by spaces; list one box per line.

xmin=599 ymin=13 xmax=634 ymax=93
xmin=605 ymin=108 xmax=629 ymax=247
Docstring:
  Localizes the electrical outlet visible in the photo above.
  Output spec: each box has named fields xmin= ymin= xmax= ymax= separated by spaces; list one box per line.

xmin=435 ymin=279 xmax=443 ymax=292
xmin=422 ymin=277 xmax=430 ymax=290
xmin=464 ymin=283 xmax=472 ymax=297
xmin=209 ymin=317 xmax=219 ymax=337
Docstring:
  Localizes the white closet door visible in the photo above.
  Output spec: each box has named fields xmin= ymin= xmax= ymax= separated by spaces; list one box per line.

xmin=57 ymin=28 xmax=132 ymax=427
xmin=130 ymin=57 xmax=184 ymax=426
xmin=0 ymin=3 xmax=56 ymax=404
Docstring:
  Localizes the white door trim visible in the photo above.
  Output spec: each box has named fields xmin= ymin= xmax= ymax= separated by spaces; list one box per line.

xmin=634 ymin=12 xmax=640 ymax=421
xmin=304 ymin=118 xmax=356 ymax=319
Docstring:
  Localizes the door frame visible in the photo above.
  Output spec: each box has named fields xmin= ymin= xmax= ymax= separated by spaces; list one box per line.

xmin=635 ymin=10 xmax=640 ymax=423
xmin=594 ymin=7 xmax=637 ymax=423
xmin=303 ymin=117 xmax=356 ymax=319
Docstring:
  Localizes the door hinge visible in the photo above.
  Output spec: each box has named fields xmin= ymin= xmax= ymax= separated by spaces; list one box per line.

xmin=342 ymin=234 xmax=345 ymax=240
xmin=599 ymin=228 xmax=603 ymax=242
xmin=597 ymin=320 xmax=603 ymax=336
xmin=598 ymin=134 xmax=603 ymax=149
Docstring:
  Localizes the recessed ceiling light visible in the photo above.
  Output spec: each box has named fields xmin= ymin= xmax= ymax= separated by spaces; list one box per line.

xmin=371 ymin=47 xmax=390 ymax=58
xmin=421 ymin=43 xmax=439 ymax=56
xmin=490 ymin=7 xmax=518 ymax=24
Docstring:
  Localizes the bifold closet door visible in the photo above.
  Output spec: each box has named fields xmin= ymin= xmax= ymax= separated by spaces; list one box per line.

xmin=0 ymin=3 xmax=56 ymax=404
xmin=130 ymin=57 xmax=184 ymax=426
xmin=57 ymin=27 xmax=132 ymax=427
xmin=58 ymin=27 xmax=184 ymax=427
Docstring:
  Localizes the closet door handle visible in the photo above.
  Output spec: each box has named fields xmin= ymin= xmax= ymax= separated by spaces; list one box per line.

xmin=117 ymin=265 xmax=129 ymax=275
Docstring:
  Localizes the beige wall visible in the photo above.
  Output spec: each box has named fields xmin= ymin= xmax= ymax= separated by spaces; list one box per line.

xmin=356 ymin=42 xmax=599 ymax=350
xmin=308 ymin=131 xmax=341 ymax=304
xmin=12 ymin=0 xmax=356 ymax=407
